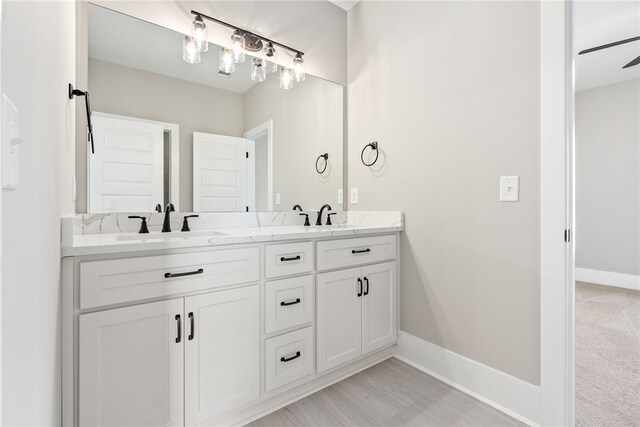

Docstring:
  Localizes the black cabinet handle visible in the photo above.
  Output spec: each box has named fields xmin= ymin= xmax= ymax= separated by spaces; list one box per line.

xmin=175 ymin=315 xmax=181 ymax=343
xmin=363 ymin=277 xmax=370 ymax=296
xmin=352 ymin=248 xmax=371 ymax=254
xmin=280 ymin=351 xmax=301 ymax=362
xmin=357 ymin=278 xmax=363 ymax=297
xmin=280 ymin=255 xmax=301 ymax=262
xmin=280 ymin=298 xmax=301 ymax=307
xmin=164 ymin=268 xmax=204 ymax=278
xmin=188 ymin=312 xmax=194 ymax=340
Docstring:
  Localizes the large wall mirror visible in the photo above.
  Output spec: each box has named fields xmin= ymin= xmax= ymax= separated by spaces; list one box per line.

xmin=76 ymin=3 xmax=344 ymax=213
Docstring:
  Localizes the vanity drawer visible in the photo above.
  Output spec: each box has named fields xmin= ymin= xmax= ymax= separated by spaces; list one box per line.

xmin=265 ymin=327 xmax=314 ymax=392
xmin=265 ymin=276 xmax=314 ymax=334
xmin=316 ymin=235 xmax=396 ymax=271
xmin=79 ymin=247 xmax=259 ymax=309
xmin=264 ymin=242 xmax=314 ymax=279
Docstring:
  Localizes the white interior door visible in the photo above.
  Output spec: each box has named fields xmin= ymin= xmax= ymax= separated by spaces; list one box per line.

xmin=79 ymin=299 xmax=184 ymax=427
xmin=316 ymin=267 xmax=363 ymax=373
xmin=193 ymin=132 xmax=253 ymax=212
xmin=362 ymin=262 xmax=397 ymax=354
xmin=89 ymin=115 xmax=164 ymax=212
xmin=184 ymin=286 xmax=260 ymax=425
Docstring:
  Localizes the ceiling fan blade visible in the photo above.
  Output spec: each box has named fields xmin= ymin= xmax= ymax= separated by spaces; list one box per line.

xmin=578 ymin=36 xmax=640 ymax=55
xmin=623 ymin=55 xmax=640 ymax=69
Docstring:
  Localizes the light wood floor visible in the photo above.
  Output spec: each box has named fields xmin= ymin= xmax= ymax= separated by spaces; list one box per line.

xmin=249 ymin=357 xmax=523 ymax=426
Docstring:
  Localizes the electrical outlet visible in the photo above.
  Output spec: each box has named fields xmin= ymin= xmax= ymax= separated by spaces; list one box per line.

xmin=350 ymin=188 xmax=359 ymax=204
xmin=338 ymin=189 xmax=344 ymax=205
xmin=275 ymin=193 xmax=281 ymax=205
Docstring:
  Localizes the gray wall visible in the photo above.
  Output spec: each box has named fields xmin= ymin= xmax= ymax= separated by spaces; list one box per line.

xmin=1 ymin=1 xmax=76 ymax=425
xmin=244 ymin=73 xmax=344 ymax=211
xmin=85 ymin=58 xmax=244 ymax=211
xmin=576 ymin=79 xmax=640 ymax=276
xmin=347 ymin=1 xmax=541 ymax=385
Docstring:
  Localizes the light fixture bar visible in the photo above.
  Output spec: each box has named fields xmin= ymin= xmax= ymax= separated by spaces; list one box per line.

xmin=190 ymin=10 xmax=305 ymax=57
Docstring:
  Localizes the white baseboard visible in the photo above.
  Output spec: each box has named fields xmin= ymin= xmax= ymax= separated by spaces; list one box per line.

xmin=575 ymin=268 xmax=640 ymax=291
xmin=396 ymin=331 xmax=540 ymax=426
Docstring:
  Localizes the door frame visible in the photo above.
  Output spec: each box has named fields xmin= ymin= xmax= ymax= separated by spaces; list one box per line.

xmin=243 ymin=120 xmax=273 ymax=211
xmin=90 ymin=112 xmax=180 ymax=211
xmin=539 ymin=1 xmax=575 ymax=425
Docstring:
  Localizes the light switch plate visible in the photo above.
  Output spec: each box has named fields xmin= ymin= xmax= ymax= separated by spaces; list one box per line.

xmin=338 ymin=188 xmax=344 ymax=205
xmin=275 ymin=193 xmax=281 ymax=205
xmin=350 ymin=188 xmax=358 ymax=204
xmin=499 ymin=176 xmax=519 ymax=202
xmin=2 ymin=94 xmax=24 ymax=190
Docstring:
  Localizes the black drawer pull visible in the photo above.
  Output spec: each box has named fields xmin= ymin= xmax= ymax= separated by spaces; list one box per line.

xmin=357 ymin=277 xmax=363 ymax=297
xmin=280 ymin=298 xmax=301 ymax=307
xmin=280 ymin=255 xmax=301 ymax=262
xmin=352 ymin=248 xmax=371 ymax=254
xmin=280 ymin=351 xmax=301 ymax=362
xmin=363 ymin=277 xmax=370 ymax=296
xmin=188 ymin=312 xmax=194 ymax=340
xmin=175 ymin=315 xmax=181 ymax=343
xmin=164 ymin=268 xmax=204 ymax=278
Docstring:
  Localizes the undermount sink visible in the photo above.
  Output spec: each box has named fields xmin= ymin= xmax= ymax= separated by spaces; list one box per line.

xmin=115 ymin=230 xmax=226 ymax=241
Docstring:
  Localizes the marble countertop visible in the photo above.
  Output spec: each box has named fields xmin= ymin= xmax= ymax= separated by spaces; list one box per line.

xmin=61 ymin=211 xmax=403 ymax=257
xmin=62 ymin=224 xmax=401 ymax=257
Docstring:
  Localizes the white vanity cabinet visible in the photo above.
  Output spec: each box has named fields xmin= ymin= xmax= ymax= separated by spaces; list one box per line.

xmin=317 ymin=262 xmax=397 ymax=373
xmin=64 ymin=232 xmax=400 ymax=427
xmin=79 ymin=299 xmax=185 ymax=427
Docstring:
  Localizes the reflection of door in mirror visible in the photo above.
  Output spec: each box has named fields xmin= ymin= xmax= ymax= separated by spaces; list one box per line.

xmin=88 ymin=113 xmax=179 ymax=213
xmin=192 ymin=132 xmax=255 ymax=212
xmin=244 ymin=120 xmax=274 ymax=211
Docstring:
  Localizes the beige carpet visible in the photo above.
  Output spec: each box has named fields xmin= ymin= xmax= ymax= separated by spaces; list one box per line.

xmin=576 ymin=281 xmax=640 ymax=427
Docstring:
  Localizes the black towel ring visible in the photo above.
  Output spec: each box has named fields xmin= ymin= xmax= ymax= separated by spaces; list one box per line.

xmin=361 ymin=141 xmax=379 ymax=167
xmin=316 ymin=153 xmax=329 ymax=174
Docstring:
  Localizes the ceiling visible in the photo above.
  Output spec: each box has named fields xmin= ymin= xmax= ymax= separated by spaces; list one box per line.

xmin=328 ymin=0 xmax=359 ymax=12
xmin=88 ymin=4 xmax=258 ymax=94
xmin=574 ymin=0 xmax=640 ymax=92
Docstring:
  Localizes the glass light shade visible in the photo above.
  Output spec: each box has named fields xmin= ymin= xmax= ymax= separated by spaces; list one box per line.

xmin=219 ymin=47 xmax=236 ymax=74
xmin=251 ymin=58 xmax=266 ymax=82
xmin=263 ymin=42 xmax=278 ymax=74
xmin=279 ymin=67 xmax=294 ymax=90
xmin=293 ymin=54 xmax=305 ymax=82
xmin=231 ymin=31 xmax=246 ymax=63
xmin=183 ymin=35 xmax=201 ymax=64
xmin=191 ymin=16 xmax=208 ymax=52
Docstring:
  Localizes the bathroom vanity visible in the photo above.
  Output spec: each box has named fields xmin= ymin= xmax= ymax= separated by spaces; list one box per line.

xmin=61 ymin=212 xmax=402 ymax=426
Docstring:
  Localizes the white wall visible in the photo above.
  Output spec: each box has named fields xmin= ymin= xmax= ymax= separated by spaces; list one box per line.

xmin=1 ymin=1 xmax=76 ymax=425
xmin=348 ymin=1 xmax=541 ymax=385
xmin=575 ymin=79 xmax=640 ymax=276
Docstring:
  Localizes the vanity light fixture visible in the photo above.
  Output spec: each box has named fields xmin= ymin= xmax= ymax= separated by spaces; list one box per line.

xmin=251 ymin=58 xmax=267 ymax=82
xmin=293 ymin=53 xmax=305 ymax=82
xmin=183 ymin=35 xmax=201 ymax=64
xmin=230 ymin=30 xmax=246 ymax=63
xmin=280 ymin=67 xmax=294 ymax=90
xmin=184 ymin=10 xmax=306 ymax=88
xmin=191 ymin=15 xmax=208 ymax=52
xmin=219 ymin=47 xmax=236 ymax=75
xmin=263 ymin=42 xmax=278 ymax=74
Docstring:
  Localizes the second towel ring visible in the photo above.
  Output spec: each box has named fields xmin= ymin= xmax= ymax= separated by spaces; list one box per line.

xmin=316 ymin=153 xmax=329 ymax=174
xmin=361 ymin=141 xmax=379 ymax=167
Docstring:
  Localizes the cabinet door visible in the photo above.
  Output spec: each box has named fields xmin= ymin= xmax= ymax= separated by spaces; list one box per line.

xmin=316 ymin=267 xmax=362 ymax=372
xmin=79 ymin=299 xmax=184 ymax=427
xmin=185 ymin=285 xmax=260 ymax=425
xmin=362 ymin=262 xmax=397 ymax=354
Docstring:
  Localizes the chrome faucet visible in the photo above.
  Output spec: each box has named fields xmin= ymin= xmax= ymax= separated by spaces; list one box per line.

xmin=162 ymin=203 xmax=175 ymax=232
xmin=316 ymin=204 xmax=332 ymax=226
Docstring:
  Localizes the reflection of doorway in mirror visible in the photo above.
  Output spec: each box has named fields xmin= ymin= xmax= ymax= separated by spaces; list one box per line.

xmin=243 ymin=120 xmax=274 ymax=211
xmin=88 ymin=113 xmax=180 ymax=213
